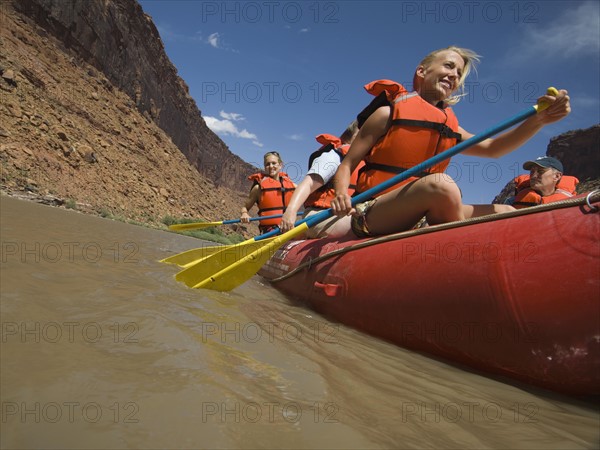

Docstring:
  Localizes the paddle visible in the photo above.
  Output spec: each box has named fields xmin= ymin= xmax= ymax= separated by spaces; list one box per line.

xmin=168 ymin=211 xmax=303 ymax=231
xmin=174 ymin=88 xmax=559 ymax=291
xmin=161 ymin=237 xmax=278 ymax=267
xmin=161 ymin=211 xmax=303 ymax=267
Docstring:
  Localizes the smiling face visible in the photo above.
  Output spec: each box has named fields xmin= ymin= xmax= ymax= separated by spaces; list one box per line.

xmin=415 ymin=50 xmax=465 ymax=104
xmin=263 ymin=153 xmax=282 ymax=178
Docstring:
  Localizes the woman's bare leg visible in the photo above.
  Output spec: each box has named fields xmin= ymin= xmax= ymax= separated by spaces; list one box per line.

xmin=463 ymin=204 xmax=515 ymax=218
xmin=365 ymin=174 xmax=464 ymax=235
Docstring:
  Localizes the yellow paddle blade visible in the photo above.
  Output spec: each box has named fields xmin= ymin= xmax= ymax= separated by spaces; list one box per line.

xmin=174 ymin=237 xmax=286 ymax=287
xmin=193 ymin=223 xmax=309 ymax=291
xmin=161 ymin=237 xmax=278 ymax=267
xmin=168 ymin=221 xmax=223 ymax=231
xmin=160 ymin=244 xmax=227 ymax=266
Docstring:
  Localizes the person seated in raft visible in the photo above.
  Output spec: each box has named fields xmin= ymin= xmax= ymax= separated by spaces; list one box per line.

xmin=241 ymin=151 xmax=297 ymax=233
xmin=506 ymin=156 xmax=579 ymax=208
xmin=279 ymin=121 xmax=360 ymax=239
xmin=330 ymin=46 xmax=571 ymax=237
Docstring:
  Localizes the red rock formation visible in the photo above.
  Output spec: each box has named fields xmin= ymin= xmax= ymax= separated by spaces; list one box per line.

xmin=13 ymin=0 xmax=257 ymax=193
xmin=547 ymin=124 xmax=600 ymax=184
xmin=0 ymin=0 xmax=259 ymax=236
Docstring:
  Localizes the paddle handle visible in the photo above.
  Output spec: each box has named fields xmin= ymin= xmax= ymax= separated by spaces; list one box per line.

xmin=534 ymin=87 xmax=558 ymax=112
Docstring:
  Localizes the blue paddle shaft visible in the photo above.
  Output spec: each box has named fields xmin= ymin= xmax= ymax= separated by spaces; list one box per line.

xmin=256 ymin=104 xmax=538 ymax=241
xmin=222 ymin=211 xmax=302 ymax=225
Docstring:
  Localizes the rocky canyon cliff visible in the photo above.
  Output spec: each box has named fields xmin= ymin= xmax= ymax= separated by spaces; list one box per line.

xmin=1 ymin=0 xmax=258 ymax=234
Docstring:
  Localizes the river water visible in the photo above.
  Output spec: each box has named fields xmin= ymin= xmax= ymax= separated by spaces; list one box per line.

xmin=1 ymin=195 xmax=598 ymax=449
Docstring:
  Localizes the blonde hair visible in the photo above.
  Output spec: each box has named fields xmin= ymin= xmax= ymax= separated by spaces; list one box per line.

xmin=413 ymin=46 xmax=481 ymax=105
xmin=263 ymin=151 xmax=282 ymax=164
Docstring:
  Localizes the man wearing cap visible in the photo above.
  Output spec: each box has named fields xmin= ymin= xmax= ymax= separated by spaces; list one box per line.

xmin=510 ymin=156 xmax=579 ymax=208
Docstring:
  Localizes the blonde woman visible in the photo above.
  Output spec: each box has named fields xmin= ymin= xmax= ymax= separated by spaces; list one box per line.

xmin=241 ymin=151 xmax=296 ymax=233
xmin=331 ymin=46 xmax=571 ymax=237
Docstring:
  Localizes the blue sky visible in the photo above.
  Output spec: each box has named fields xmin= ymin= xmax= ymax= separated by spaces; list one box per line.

xmin=139 ymin=0 xmax=599 ymax=204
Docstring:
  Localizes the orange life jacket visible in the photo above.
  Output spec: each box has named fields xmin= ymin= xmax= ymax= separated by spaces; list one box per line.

xmin=248 ymin=172 xmax=296 ymax=226
xmin=512 ymin=174 xmax=579 ymax=209
xmin=303 ymin=134 xmax=365 ymax=209
xmin=355 ymin=80 xmax=462 ymax=197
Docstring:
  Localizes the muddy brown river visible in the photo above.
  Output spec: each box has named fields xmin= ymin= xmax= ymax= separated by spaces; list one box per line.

xmin=1 ymin=196 xmax=598 ymax=449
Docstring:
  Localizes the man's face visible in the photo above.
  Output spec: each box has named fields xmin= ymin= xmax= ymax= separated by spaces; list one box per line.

xmin=529 ymin=165 xmax=560 ymax=193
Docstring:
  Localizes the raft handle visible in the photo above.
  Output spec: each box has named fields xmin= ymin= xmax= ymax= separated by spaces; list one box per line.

xmin=584 ymin=190 xmax=599 ymax=213
xmin=314 ymin=281 xmax=342 ymax=297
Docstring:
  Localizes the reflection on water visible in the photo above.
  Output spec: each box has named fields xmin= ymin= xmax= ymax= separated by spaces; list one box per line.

xmin=1 ymin=195 xmax=598 ymax=449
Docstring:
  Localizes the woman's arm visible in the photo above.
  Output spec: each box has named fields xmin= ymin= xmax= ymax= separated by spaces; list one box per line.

xmin=279 ymin=174 xmax=324 ymax=232
xmin=240 ymin=184 xmax=260 ymax=223
xmin=280 ymin=148 xmax=343 ymax=231
xmin=461 ymin=90 xmax=571 ymax=158
xmin=331 ymin=106 xmax=391 ymax=216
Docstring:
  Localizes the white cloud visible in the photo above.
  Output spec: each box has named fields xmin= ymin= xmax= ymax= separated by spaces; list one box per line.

xmin=219 ymin=111 xmax=244 ymax=121
xmin=205 ymin=32 xmax=239 ymax=53
xmin=237 ymin=129 xmax=257 ymax=139
xmin=207 ymin=32 xmax=220 ymax=48
xmin=518 ymin=2 xmax=599 ymax=60
xmin=204 ymin=112 xmax=263 ymax=147
xmin=299 ymin=28 xmax=309 ymax=33
xmin=287 ymin=134 xmax=303 ymax=141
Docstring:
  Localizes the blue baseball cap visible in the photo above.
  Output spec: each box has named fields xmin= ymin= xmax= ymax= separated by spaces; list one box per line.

xmin=523 ymin=156 xmax=563 ymax=172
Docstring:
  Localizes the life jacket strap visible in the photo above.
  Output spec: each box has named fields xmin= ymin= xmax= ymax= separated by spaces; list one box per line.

xmin=260 ymin=186 xmax=295 ymax=193
xmin=555 ymin=189 xmax=574 ymax=197
xmin=360 ymin=162 xmax=432 ymax=179
xmin=390 ymin=118 xmax=462 ymax=141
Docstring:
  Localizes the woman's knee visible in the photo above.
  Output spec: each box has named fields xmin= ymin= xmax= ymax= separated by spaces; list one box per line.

xmin=419 ymin=174 xmax=462 ymax=201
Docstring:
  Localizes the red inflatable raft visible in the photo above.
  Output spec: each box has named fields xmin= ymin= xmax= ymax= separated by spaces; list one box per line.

xmin=259 ymin=194 xmax=600 ymax=395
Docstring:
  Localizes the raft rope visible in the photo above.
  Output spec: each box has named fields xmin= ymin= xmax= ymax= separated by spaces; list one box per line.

xmin=268 ymin=190 xmax=600 ymax=283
